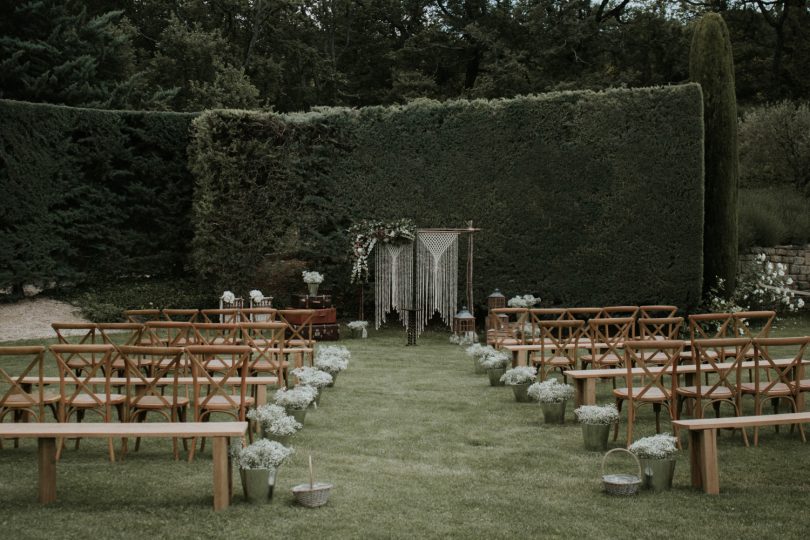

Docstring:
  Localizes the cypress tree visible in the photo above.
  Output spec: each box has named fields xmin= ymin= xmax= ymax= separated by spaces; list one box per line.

xmin=690 ymin=13 xmax=739 ymax=297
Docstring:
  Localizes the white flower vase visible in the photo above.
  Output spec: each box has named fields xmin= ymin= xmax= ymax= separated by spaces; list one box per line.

xmin=308 ymin=283 xmax=319 ymax=296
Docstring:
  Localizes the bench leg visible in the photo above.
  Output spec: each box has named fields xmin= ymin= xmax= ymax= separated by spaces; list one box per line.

xmin=689 ymin=429 xmax=720 ymax=495
xmin=212 ymin=436 xmax=232 ymax=511
xmin=38 ymin=437 xmax=57 ymax=504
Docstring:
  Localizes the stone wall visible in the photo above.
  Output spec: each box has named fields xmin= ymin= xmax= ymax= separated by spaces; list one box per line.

xmin=740 ymin=245 xmax=810 ymax=292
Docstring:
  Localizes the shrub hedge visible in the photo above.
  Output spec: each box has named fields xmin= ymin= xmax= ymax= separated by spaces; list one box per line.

xmin=0 ymin=99 xmax=196 ymax=289
xmin=190 ymin=85 xmax=705 ymax=311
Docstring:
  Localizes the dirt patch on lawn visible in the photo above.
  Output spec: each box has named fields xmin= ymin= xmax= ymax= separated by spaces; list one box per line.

xmin=0 ymin=298 xmax=91 ymax=342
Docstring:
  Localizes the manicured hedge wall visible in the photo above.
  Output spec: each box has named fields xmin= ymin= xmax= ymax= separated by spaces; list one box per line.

xmin=190 ymin=85 xmax=705 ymax=311
xmin=0 ymin=99 xmax=196 ymax=288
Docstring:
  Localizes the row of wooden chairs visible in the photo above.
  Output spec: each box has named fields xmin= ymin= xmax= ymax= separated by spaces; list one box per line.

xmin=0 ymin=343 xmax=278 ymax=461
xmin=612 ymin=336 xmax=809 ymax=446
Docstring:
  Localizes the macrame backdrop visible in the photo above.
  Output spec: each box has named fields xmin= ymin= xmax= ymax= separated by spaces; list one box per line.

xmin=374 ymin=241 xmax=413 ymax=329
xmin=415 ymin=231 xmax=459 ymax=336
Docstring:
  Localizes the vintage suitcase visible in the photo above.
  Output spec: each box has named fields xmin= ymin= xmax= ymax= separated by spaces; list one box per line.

xmin=286 ymin=323 xmax=340 ymax=341
xmin=290 ymin=294 xmax=333 ymax=309
xmin=283 ymin=308 xmax=337 ymax=325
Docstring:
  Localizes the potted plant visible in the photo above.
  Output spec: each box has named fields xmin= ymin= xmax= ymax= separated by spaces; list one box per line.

xmin=629 ymin=434 xmax=679 ymax=491
xmin=247 ymin=404 xmax=303 ymax=445
xmin=232 ymin=439 xmax=294 ymax=504
xmin=479 ymin=350 xmax=510 ymax=386
xmin=302 ymin=270 xmax=324 ymax=296
xmin=315 ymin=345 xmax=350 ymax=386
xmin=291 ymin=367 xmax=333 ymax=405
xmin=347 ymin=320 xmax=368 ymax=338
xmin=465 ymin=343 xmax=496 ymax=375
xmin=500 ymin=366 xmax=537 ymax=402
xmin=274 ymin=386 xmax=317 ymax=424
xmin=574 ymin=404 xmax=619 ymax=450
xmin=528 ymin=379 xmax=574 ymax=423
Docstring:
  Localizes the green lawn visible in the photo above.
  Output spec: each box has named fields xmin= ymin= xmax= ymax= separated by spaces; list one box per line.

xmin=1 ymin=320 xmax=809 ymax=539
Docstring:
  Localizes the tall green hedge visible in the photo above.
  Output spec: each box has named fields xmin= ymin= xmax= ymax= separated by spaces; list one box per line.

xmin=190 ymin=85 xmax=705 ymax=311
xmin=690 ymin=13 xmax=739 ymax=296
xmin=0 ymin=100 xmax=196 ymax=289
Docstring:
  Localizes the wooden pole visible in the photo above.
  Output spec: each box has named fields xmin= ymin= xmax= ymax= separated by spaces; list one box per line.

xmin=466 ymin=220 xmax=474 ymax=316
xmin=407 ymin=233 xmax=418 ymax=346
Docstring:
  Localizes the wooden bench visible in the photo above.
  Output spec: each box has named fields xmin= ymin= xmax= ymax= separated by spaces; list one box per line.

xmin=0 ymin=422 xmax=246 ymax=510
xmin=673 ymin=413 xmax=810 ymax=494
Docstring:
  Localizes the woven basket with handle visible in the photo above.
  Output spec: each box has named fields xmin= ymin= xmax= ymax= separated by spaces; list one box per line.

xmin=601 ymin=448 xmax=642 ymax=496
xmin=292 ymin=455 xmax=333 ymax=508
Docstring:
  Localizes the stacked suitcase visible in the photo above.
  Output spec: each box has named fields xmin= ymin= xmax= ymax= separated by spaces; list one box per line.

xmin=287 ymin=294 xmax=339 ymax=341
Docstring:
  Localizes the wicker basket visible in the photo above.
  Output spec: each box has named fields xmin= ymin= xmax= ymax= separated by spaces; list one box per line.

xmin=292 ymin=456 xmax=333 ymax=508
xmin=601 ymin=448 xmax=642 ymax=496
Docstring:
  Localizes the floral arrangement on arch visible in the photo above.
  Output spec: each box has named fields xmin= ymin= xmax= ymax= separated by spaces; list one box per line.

xmin=348 ymin=218 xmax=416 ymax=284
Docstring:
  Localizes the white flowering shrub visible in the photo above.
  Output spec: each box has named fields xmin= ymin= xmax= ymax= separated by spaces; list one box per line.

xmin=291 ymin=366 xmax=333 ymax=388
xmin=274 ymin=386 xmax=317 ymax=409
xmin=465 ymin=343 xmax=493 ymax=358
xmin=267 ymin=414 xmax=303 ymax=437
xmin=499 ymin=366 xmax=537 ymax=385
xmin=528 ymin=379 xmax=574 ymax=403
xmin=574 ymin=404 xmax=619 ymax=425
xmin=247 ymin=404 xmax=303 ymax=436
xmin=231 ymin=439 xmax=294 ymax=470
xmin=629 ymin=434 xmax=678 ymax=459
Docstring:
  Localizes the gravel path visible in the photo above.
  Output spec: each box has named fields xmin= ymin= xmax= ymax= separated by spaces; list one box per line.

xmin=0 ymin=298 xmax=91 ymax=342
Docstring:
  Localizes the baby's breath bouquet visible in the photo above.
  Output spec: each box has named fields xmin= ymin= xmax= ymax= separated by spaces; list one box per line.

xmin=292 ymin=366 xmax=333 ymax=389
xmin=500 ymin=366 xmax=537 ymax=386
xmin=507 ymin=294 xmax=540 ymax=308
xmin=274 ymin=386 xmax=317 ymax=410
xmin=232 ymin=439 xmax=294 ymax=470
xmin=574 ymin=404 xmax=619 ymax=425
xmin=302 ymin=271 xmax=324 ymax=284
xmin=479 ymin=350 xmax=510 ymax=370
xmin=629 ymin=434 xmax=679 ymax=460
xmin=528 ymin=379 xmax=574 ymax=403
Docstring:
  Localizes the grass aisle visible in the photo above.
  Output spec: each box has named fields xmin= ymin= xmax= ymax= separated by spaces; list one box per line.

xmin=1 ymin=328 xmax=809 ymax=538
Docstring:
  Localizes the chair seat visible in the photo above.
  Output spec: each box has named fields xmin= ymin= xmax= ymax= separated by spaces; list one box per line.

xmin=130 ymin=396 xmax=190 ymax=409
xmin=251 ymin=359 xmax=287 ymax=372
xmin=581 ymin=353 xmax=621 ymax=366
xmin=534 ymin=356 xmax=574 ymax=367
xmin=676 ymin=385 xmax=733 ymax=399
xmin=68 ymin=393 xmax=127 ymax=407
xmin=738 ymin=382 xmax=796 ymax=397
xmin=800 ymin=379 xmax=810 ymax=391
xmin=1 ymin=392 xmax=60 ymax=407
xmin=196 ymin=395 xmax=255 ymax=410
xmin=203 ymin=359 xmax=236 ymax=371
xmin=613 ymin=387 xmax=670 ymax=401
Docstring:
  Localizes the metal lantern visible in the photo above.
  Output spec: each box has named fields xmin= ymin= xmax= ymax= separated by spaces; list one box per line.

xmin=453 ymin=306 xmax=476 ymax=338
xmin=487 ymin=289 xmax=506 ymax=310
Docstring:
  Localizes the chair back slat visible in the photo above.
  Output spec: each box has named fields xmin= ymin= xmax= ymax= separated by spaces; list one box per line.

xmin=0 ymin=346 xmax=47 ymax=420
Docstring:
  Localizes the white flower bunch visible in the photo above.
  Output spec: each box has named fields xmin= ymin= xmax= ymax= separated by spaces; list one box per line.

xmin=247 ymin=403 xmax=286 ymax=426
xmin=450 ymin=333 xmax=477 ymax=346
xmin=249 ymin=289 xmax=265 ymax=303
xmin=507 ymin=294 xmax=540 ymax=308
xmin=221 ymin=290 xmax=236 ymax=303
xmin=274 ymin=386 xmax=317 ymax=410
xmin=629 ymin=434 xmax=679 ymax=459
xmin=528 ymin=379 xmax=574 ymax=403
xmin=499 ymin=366 xmax=537 ymax=385
xmin=267 ymin=414 xmax=303 ymax=437
xmin=292 ymin=366 xmax=333 ymax=388
xmin=232 ymin=439 xmax=294 ymax=470
xmin=347 ymin=320 xmax=368 ymax=330
xmin=465 ymin=343 xmax=494 ymax=358
xmin=315 ymin=349 xmax=349 ymax=375
xmin=302 ymin=270 xmax=324 ymax=284
xmin=574 ymin=404 xmax=619 ymax=425
xmin=479 ymin=350 xmax=510 ymax=369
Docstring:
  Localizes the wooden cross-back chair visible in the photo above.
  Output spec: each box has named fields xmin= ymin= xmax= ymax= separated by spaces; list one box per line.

xmin=202 ymin=308 xmax=244 ymax=324
xmin=639 ymin=305 xmax=678 ymax=318
xmin=599 ymin=306 xmax=639 ymax=319
xmin=689 ymin=313 xmax=735 ymax=340
xmin=741 ymin=336 xmax=808 ymax=446
xmin=51 ymin=323 xmax=99 ymax=375
xmin=529 ymin=320 xmax=584 ymax=381
xmin=95 ymin=322 xmax=145 ymax=374
xmin=240 ymin=322 xmax=287 ymax=386
xmin=526 ymin=308 xmax=567 ymax=345
xmin=124 ymin=309 xmax=161 ymax=324
xmin=186 ymin=345 xmax=254 ymax=462
xmin=487 ymin=308 xmax=528 ymax=348
xmin=277 ymin=309 xmax=317 ymax=367
xmin=51 ymin=344 xmax=125 ymax=461
xmin=732 ymin=311 xmax=776 ymax=339
xmin=639 ymin=317 xmax=684 ymax=341
xmin=0 ymin=346 xmax=59 ymax=449
xmin=581 ymin=317 xmax=634 ymax=370
xmin=144 ymin=321 xmax=194 ymax=348
xmin=118 ymin=345 xmax=189 ymax=460
xmin=192 ymin=323 xmax=240 ymax=346
xmin=614 ymin=339 xmax=684 ymax=446
xmin=676 ymin=337 xmax=752 ymax=446
xmin=564 ymin=307 xmax=603 ymax=349
xmin=161 ymin=308 xmax=200 ymax=323
xmin=241 ymin=307 xmax=277 ymax=323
